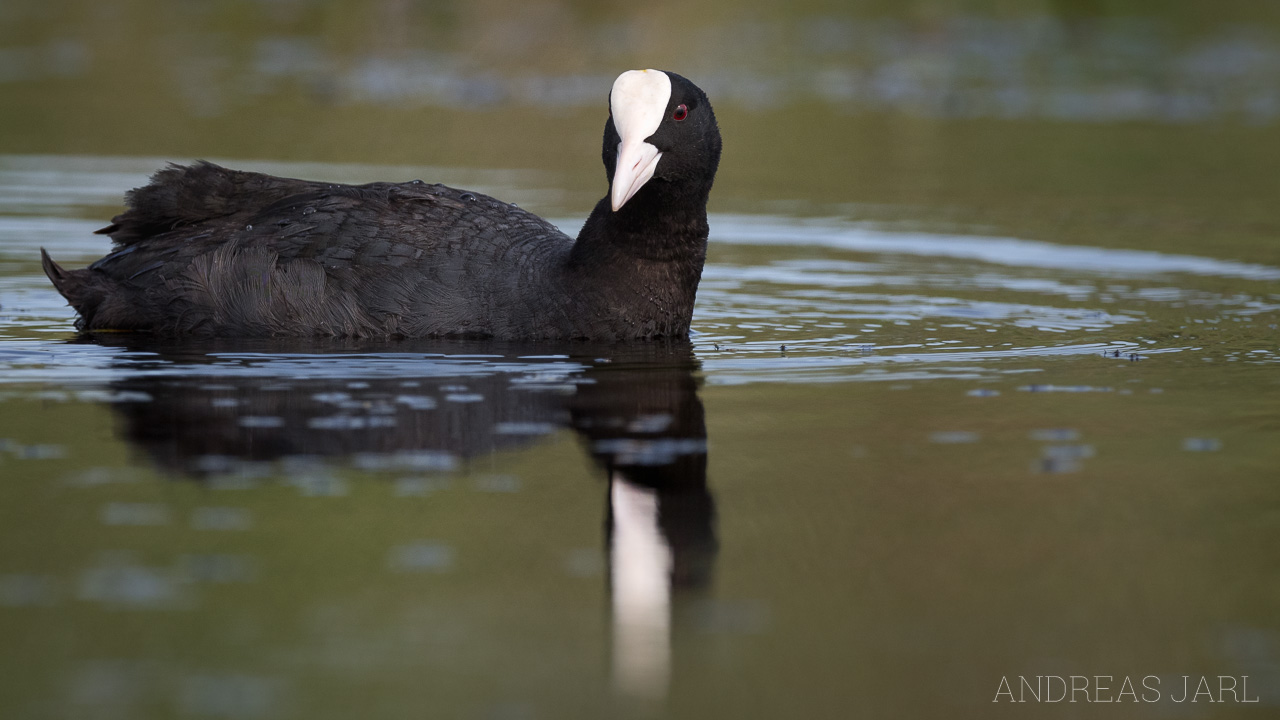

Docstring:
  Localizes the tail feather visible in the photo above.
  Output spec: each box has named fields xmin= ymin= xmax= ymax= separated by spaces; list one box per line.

xmin=41 ymin=248 xmax=68 ymax=295
xmin=40 ymin=248 xmax=152 ymax=332
xmin=42 ymin=248 xmax=97 ymax=325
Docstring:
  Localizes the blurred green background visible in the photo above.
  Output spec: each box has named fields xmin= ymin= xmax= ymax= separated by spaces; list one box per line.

xmin=4 ymin=0 xmax=1280 ymax=262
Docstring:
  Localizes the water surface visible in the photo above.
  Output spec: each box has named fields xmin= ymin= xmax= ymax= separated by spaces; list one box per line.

xmin=2 ymin=153 xmax=1277 ymax=719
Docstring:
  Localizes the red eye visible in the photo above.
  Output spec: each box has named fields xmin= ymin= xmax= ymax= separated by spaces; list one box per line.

xmin=672 ymin=104 xmax=688 ymax=121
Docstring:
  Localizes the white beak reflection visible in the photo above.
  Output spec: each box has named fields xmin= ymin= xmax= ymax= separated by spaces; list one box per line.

xmin=609 ymin=473 xmax=673 ymax=699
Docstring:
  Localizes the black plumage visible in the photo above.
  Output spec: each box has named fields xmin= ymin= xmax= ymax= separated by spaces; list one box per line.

xmin=41 ymin=71 xmax=721 ymax=341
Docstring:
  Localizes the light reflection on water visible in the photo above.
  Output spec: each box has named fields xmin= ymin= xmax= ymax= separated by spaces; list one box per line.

xmin=703 ymin=215 xmax=1280 ymax=280
xmin=4 ymin=155 xmax=1277 ymax=387
xmin=1 ymin=156 xmax=1279 ymax=717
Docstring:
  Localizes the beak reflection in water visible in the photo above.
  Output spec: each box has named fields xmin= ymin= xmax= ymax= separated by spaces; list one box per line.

xmin=609 ymin=474 xmax=674 ymax=697
xmin=587 ymin=379 xmax=716 ymax=701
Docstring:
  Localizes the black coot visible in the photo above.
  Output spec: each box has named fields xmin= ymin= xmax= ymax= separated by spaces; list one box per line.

xmin=41 ymin=70 xmax=721 ymax=341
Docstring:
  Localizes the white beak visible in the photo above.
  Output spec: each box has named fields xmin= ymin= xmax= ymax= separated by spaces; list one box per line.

xmin=609 ymin=70 xmax=672 ymax=212
xmin=611 ymin=141 xmax=662 ymax=211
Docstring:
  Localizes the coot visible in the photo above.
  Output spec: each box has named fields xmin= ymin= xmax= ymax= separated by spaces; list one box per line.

xmin=42 ymin=69 xmax=721 ymax=341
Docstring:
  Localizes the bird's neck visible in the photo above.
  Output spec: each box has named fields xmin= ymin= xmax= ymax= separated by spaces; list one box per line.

xmin=570 ymin=181 xmax=710 ymax=266
xmin=561 ymin=182 xmax=709 ymax=338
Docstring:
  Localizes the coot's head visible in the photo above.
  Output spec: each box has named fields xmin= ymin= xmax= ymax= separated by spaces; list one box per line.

xmin=604 ymin=70 xmax=721 ymax=212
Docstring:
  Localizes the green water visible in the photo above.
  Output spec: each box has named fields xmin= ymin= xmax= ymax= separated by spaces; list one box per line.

xmin=2 ymin=3 xmax=1279 ymax=718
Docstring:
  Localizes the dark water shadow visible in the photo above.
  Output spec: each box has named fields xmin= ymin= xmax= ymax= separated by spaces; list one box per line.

xmin=84 ymin=334 xmax=716 ymax=699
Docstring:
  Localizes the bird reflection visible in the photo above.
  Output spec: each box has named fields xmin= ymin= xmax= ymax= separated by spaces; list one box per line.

xmin=564 ymin=348 xmax=715 ymax=699
xmin=92 ymin=336 xmax=715 ymax=700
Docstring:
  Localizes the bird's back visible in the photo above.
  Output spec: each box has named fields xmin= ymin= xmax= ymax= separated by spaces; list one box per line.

xmin=44 ymin=162 xmax=576 ymax=338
